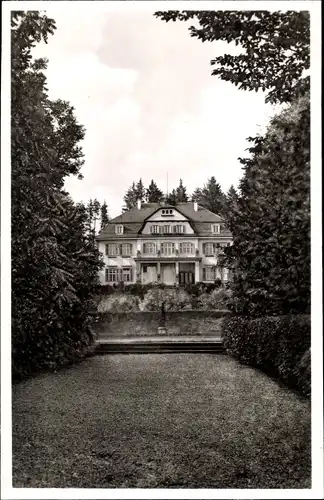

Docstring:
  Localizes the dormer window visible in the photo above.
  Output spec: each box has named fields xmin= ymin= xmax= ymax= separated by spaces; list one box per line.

xmin=211 ymin=224 xmax=220 ymax=234
xmin=161 ymin=209 xmax=173 ymax=216
xmin=115 ymin=225 xmax=124 ymax=235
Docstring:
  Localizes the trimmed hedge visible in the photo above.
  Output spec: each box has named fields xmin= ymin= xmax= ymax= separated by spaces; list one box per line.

xmin=223 ymin=315 xmax=311 ymax=397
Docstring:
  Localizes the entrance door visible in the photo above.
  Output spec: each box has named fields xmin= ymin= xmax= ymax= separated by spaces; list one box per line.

xmin=161 ymin=264 xmax=176 ymax=285
xmin=179 ymin=271 xmax=194 ymax=285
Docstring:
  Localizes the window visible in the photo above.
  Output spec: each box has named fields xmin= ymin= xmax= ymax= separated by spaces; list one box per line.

xmin=161 ymin=242 xmax=175 ymax=256
xmin=105 ymin=267 xmax=119 ymax=282
xmin=150 ymin=225 xmax=160 ymax=234
xmin=173 ymin=225 xmax=185 ymax=234
xmin=163 ymin=225 xmax=171 ymax=233
xmin=121 ymin=243 xmax=132 ymax=256
xmin=162 ymin=209 xmax=173 ymax=216
xmin=122 ymin=267 xmax=132 ymax=282
xmin=105 ymin=267 xmax=132 ymax=283
xmin=179 ymin=242 xmax=194 ymax=255
xmin=203 ymin=266 xmax=216 ymax=281
xmin=211 ymin=224 xmax=220 ymax=234
xmin=143 ymin=242 xmax=156 ymax=255
xmin=106 ymin=244 xmax=119 ymax=256
xmin=115 ymin=225 xmax=124 ymax=234
xmin=204 ymin=243 xmax=214 ymax=256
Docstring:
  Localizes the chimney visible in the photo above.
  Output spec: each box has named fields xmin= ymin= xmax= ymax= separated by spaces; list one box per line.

xmin=194 ymin=201 xmax=198 ymax=212
xmin=137 ymin=199 xmax=141 ymax=210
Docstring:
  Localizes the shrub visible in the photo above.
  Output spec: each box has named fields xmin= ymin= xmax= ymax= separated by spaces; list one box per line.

xmin=198 ymin=287 xmax=232 ymax=310
xmin=184 ymin=281 xmax=222 ymax=297
xmin=97 ymin=295 xmax=140 ymax=313
xmin=223 ymin=314 xmax=310 ymax=396
xmin=139 ymin=287 xmax=191 ymax=312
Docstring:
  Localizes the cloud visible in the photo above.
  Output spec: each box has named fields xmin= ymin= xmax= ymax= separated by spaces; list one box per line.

xmin=33 ymin=9 xmax=277 ymax=217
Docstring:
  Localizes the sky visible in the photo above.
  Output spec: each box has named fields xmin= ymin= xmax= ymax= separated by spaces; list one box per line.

xmin=32 ymin=7 xmax=278 ymax=218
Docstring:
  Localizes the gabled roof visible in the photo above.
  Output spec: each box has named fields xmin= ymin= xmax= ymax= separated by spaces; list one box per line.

xmin=96 ymin=202 xmax=231 ymax=240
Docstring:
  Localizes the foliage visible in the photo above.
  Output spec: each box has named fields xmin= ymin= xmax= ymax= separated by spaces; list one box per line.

xmin=191 ymin=176 xmax=226 ymax=216
xmin=223 ymin=185 xmax=240 ymax=231
xmin=198 ymin=287 xmax=232 ymax=310
xmin=100 ymin=200 xmax=110 ymax=229
xmin=184 ymin=280 xmax=222 ymax=297
xmin=222 ymin=314 xmax=311 ymax=396
xmin=224 ymin=94 xmax=310 ymax=316
xmin=123 ymin=178 xmax=146 ymax=211
xmin=165 ymin=178 xmax=189 ymax=204
xmin=146 ymin=179 xmax=164 ymax=203
xmin=11 ymin=11 xmax=103 ymax=378
xmin=97 ymin=294 xmax=140 ymax=313
xmin=154 ymin=10 xmax=310 ymax=104
xmin=140 ymin=287 xmax=192 ymax=311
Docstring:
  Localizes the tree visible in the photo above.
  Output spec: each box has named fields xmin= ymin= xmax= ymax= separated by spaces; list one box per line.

xmin=135 ymin=178 xmax=146 ymax=202
xmin=154 ymin=10 xmax=310 ymax=104
xmin=175 ymin=178 xmax=189 ymax=202
xmin=100 ymin=200 xmax=110 ymax=229
xmin=223 ymin=184 xmax=240 ymax=230
xmin=224 ymin=93 xmax=310 ymax=316
xmin=11 ymin=11 xmax=103 ymax=378
xmin=165 ymin=189 xmax=177 ymax=205
xmin=122 ymin=178 xmax=147 ymax=211
xmin=146 ymin=179 xmax=164 ymax=203
xmin=92 ymin=198 xmax=101 ymax=234
xmin=191 ymin=176 xmax=226 ymax=215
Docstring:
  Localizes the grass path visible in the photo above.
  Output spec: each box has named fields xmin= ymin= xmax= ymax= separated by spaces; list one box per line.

xmin=12 ymin=354 xmax=311 ymax=488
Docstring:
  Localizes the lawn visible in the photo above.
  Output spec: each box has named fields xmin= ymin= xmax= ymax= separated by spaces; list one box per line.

xmin=12 ymin=354 xmax=311 ymax=489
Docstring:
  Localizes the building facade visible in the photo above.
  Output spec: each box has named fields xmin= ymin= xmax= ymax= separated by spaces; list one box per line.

xmin=96 ymin=201 xmax=233 ymax=286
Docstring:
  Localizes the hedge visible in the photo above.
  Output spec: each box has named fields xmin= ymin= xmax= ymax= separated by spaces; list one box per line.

xmin=222 ymin=315 xmax=311 ymax=397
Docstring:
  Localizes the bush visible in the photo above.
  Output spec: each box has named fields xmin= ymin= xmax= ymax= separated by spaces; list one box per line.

xmin=139 ymin=287 xmax=191 ymax=312
xmin=97 ymin=295 xmax=140 ymax=313
xmin=223 ymin=314 xmax=310 ymax=396
xmin=198 ymin=287 xmax=232 ymax=310
xmin=184 ymin=281 xmax=222 ymax=297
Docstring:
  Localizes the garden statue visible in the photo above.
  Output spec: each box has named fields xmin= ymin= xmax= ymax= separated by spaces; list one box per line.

xmin=158 ymin=301 xmax=168 ymax=334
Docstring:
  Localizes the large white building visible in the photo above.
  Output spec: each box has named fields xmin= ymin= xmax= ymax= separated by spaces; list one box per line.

xmin=96 ymin=201 xmax=233 ymax=286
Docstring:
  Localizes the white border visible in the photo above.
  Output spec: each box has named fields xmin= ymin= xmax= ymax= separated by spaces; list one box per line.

xmin=1 ymin=1 xmax=323 ymax=499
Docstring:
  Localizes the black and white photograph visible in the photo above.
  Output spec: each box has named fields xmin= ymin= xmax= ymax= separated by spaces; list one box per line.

xmin=1 ymin=0 xmax=323 ymax=498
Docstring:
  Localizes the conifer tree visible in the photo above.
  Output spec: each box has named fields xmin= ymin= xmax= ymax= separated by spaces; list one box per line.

xmin=100 ymin=200 xmax=110 ymax=229
xmin=146 ymin=179 xmax=164 ymax=203
xmin=192 ymin=177 xmax=226 ymax=215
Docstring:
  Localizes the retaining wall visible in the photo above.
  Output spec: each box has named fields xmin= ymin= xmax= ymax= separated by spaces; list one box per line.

xmin=91 ymin=310 xmax=231 ymax=338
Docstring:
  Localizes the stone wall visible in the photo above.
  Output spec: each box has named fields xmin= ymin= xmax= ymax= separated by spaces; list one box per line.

xmin=91 ymin=310 xmax=231 ymax=338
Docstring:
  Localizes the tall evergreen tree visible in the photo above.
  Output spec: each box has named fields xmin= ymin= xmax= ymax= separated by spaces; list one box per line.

xmin=191 ymin=187 xmax=203 ymax=203
xmin=135 ymin=178 xmax=146 ymax=202
xmin=146 ymin=179 xmax=164 ymax=203
xmin=92 ymin=198 xmax=101 ymax=234
xmin=223 ymin=185 xmax=239 ymax=230
xmin=225 ymin=94 xmax=310 ymax=315
xmin=191 ymin=177 xmax=226 ymax=215
xmin=165 ymin=189 xmax=177 ymax=205
xmin=123 ymin=178 xmax=147 ymax=211
xmin=11 ymin=11 xmax=103 ymax=378
xmin=100 ymin=200 xmax=110 ymax=229
xmin=175 ymin=179 xmax=188 ymax=202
